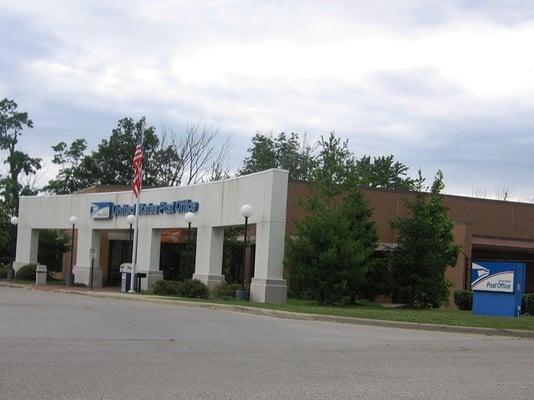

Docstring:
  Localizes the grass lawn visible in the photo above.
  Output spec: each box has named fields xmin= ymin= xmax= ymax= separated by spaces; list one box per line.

xmin=146 ymin=295 xmax=534 ymax=331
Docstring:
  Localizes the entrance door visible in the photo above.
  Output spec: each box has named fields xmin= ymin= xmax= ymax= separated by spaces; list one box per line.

xmin=108 ymin=240 xmax=130 ymax=286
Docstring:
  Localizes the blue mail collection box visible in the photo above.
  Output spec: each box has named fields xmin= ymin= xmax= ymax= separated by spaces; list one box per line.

xmin=471 ymin=261 xmax=525 ymax=317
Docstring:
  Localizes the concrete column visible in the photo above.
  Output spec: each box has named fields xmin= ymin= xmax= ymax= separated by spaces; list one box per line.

xmin=136 ymin=228 xmax=163 ymax=290
xmin=73 ymin=229 xmax=102 ymax=287
xmin=13 ymin=227 xmax=39 ymax=271
xmin=192 ymin=226 xmax=225 ymax=290
xmin=250 ymin=222 xmax=287 ymax=303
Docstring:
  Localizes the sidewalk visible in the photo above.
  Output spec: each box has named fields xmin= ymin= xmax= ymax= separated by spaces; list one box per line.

xmin=1 ymin=281 xmax=533 ymax=339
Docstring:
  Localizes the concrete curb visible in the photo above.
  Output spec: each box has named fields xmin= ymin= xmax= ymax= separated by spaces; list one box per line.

xmin=2 ymin=281 xmax=533 ymax=339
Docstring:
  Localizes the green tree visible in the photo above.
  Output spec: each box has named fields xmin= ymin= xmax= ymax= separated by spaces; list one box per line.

xmin=313 ymin=133 xmax=415 ymax=192
xmin=390 ymin=170 xmax=459 ymax=308
xmin=93 ymin=117 xmax=165 ymax=186
xmin=353 ymin=155 xmax=415 ymax=190
xmin=0 ymin=98 xmax=41 ymax=214
xmin=240 ymin=131 xmax=316 ymax=181
xmin=312 ymin=132 xmax=355 ymax=195
xmin=286 ymin=188 xmax=378 ymax=304
xmin=45 ymin=119 xmax=229 ymax=194
xmin=0 ymin=201 xmax=13 ymax=263
xmin=44 ymin=139 xmax=99 ymax=194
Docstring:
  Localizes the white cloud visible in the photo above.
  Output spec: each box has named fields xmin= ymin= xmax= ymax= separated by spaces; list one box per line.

xmin=2 ymin=0 xmax=534 ymax=197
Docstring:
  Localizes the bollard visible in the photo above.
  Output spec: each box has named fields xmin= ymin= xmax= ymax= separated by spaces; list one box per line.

xmin=35 ymin=264 xmax=47 ymax=286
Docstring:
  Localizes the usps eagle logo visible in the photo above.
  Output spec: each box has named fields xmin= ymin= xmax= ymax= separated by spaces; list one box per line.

xmin=471 ymin=262 xmax=490 ymax=286
xmin=90 ymin=202 xmax=113 ymax=219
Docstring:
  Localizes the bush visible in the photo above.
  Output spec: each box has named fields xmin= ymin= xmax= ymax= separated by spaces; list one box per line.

xmin=15 ymin=264 xmax=37 ymax=281
xmin=214 ymin=282 xmax=241 ymax=299
xmin=286 ymin=188 xmax=377 ymax=304
xmin=181 ymin=279 xmax=209 ymax=299
xmin=522 ymin=293 xmax=534 ymax=315
xmin=0 ymin=265 xmax=7 ymax=279
xmin=153 ymin=280 xmax=183 ymax=296
xmin=454 ymin=290 xmax=473 ymax=311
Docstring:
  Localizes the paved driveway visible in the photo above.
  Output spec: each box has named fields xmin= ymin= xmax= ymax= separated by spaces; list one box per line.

xmin=0 ymin=287 xmax=532 ymax=400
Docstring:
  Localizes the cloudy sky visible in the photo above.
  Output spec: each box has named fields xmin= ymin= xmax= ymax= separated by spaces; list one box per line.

xmin=1 ymin=0 xmax=534 ymax=199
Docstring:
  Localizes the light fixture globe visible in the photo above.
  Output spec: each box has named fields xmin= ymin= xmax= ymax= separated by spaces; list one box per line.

xmin=10 ymin=216 xmax=18 ymax=225
xmin=184 ymin=212 xmax=195 ymax=224
xmin=126 ymin=214 xmax=136 ymax=225
xmin=240 ymin=204 xmax=253 ymax=218
xmin=69 ymin=216 xmax=78 ymax=226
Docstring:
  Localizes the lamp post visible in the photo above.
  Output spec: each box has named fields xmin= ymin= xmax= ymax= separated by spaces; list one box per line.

xmin=89 ymin=248 xmax=97 ymax=290
xmin=126 ymin=214 xmax=135 ymax=261
xmin=8 ymin=216 xmax=18 ymax=280
xmin=184 ymin=212 xmax=195 ymax=279
xmin=66 ymin=216 xmax=78 ymax=287
xmin=236 ymin=204 xmax=253 ymax=300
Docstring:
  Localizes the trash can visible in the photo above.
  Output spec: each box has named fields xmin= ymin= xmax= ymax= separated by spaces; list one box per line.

xmin=35 ymin=264 xmax=47 ymax=286
xmin=120 ymin=263 xmax=133 ymax=293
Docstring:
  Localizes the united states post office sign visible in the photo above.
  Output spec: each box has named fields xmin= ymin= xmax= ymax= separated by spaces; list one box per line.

xmin=90 ymin=200 xmax=199 ymax=219
xmin=471 ymin=262 xmax=514 ymax=293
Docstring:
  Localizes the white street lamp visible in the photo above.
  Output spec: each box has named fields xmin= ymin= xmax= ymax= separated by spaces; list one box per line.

xmin=184 ymin=212 xmax=195 ymax=225
xmin=237 ymin=204 xmax=253 ymax=300
xmin=126 ymin=214 xmax=136 ymax=225
xmin=66 ymin=216 xmax=78 ymax=287
xmin=8 ymin=216 xmax=18 ymax=280
xmin=240 ymin=204 xmax=253 ymax=219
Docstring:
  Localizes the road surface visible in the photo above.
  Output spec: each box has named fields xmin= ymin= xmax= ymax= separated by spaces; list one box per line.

xmin=0 ymin=287 xmax=532 ymax=399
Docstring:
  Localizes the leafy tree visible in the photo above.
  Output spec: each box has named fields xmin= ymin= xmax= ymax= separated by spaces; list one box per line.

xmin=240 ymin=134 xmax=277 ymax=174
xmin=390 ymin=170 xmax=459 ymax=308
xmin=45 ymin=119 xmax=229 ymax=194
xmin=312 ymin=132 xmax=355 ymax=194
xmin=0 ymin=98 xmax=41 ymax=214
xmin=240 ymin=131 xmax=316 ymax=181
xmin=0 ymin=201 xmax=13 ymax=263
xmin=353 ymin=155 xmax=415 ymax=190
xmin=93 ymin=117 xmax=165 ymax=186
xmin=286 ymin=188 xmax=378 ymax=304
xmin=44 ymin=139 xmax=99 ymax=194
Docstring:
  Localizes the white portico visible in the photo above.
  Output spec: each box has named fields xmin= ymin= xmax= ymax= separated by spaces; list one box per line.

xmin=14 ymin=169 xmax=289 ymax=303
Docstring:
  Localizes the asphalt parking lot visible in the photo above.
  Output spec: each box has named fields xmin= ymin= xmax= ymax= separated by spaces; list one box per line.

xmin=0 ymin=287 xmax=532 ymax=400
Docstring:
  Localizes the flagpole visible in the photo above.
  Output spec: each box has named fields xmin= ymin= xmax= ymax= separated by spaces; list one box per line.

xmin=129 ymin=117 xmax=144 ymax=293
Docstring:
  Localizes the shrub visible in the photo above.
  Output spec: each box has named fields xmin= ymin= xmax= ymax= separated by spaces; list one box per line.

xmin=391 ymin=171 xmax=459 ymax=308
xmin=286 ymin=188 xmax=377 ymax=304
xmin=0 ymin=265 xmax=7 ymax=279
xmin=522 ymin=293 xmax=534 ymax=315
xmin=214 ymin=282 xmax=241 ymax=299
xmin=15 ymin=264 xmax=37 ymax=281
xmin=152 ymin=280 xmax=183 ymax=296
xmin=181 ymin=279 xmax=209 ymax=299
xmin=454 ymin=290 xmax=472 ymax=311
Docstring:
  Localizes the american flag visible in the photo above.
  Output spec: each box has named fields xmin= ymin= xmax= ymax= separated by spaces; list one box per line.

xmin=132 ymin=144 xmax=143 ymax=197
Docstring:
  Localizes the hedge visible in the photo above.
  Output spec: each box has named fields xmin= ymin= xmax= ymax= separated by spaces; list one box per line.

xmin=214 ymin=282 xmax=241 ymax=300
xmin=522 ymin=293 xmax=534 ymax=315
xmin=0 ymin=265 xmax=7 ymax=279
xmin=453 ymin=290 xmax=473 ymax=311
xmin=152 ymin=279 xmax=209 ymax=299
xmin=15 ymin=264 xmax=37 ymax=281
xmin=153 ymin=280 xmax=183 ymax=296
xmin=181 ymin=279 xmax=209 ymax=298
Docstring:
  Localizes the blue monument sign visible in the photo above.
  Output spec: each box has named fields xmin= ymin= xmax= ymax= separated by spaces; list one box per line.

xmin=471 ymin=261 xmax=525 ymax=317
